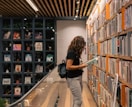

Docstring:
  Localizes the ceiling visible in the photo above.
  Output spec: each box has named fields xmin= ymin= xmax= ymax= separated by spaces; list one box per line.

xmin=0 ymin=0 xmax=96 ymax=19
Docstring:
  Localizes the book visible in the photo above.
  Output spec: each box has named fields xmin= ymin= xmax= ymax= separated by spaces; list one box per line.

xmin=35 ymin=52 xmax=43 ymax=61
xmin=86 ymin=57 xmax=98 ymax=65
xmin=35 ymin=32 xmax=42 ymax=39
xmin=25 ymin=31 xmax=32 ymax=39
xmin=13 ymin=52 xmax=21 ymax=61
xmin=24 ymin=76 xmax=31 ymax=84
xmin=25 ymin=43 xmax=32 ymax=51
xmin=14 ymin=87 xmax=21 ymax=95
xmin=15 ymin=64 xmax=21 ymax=72
xmin=35 ymin=42 xmax=43 ymax=51
xmin=4 ymin=54 xmax=11 ymax=62
xmin=25 ymin=54 xmax=32 ymax=62
xmin=2 ymin=78 xmax=11 ymax=85
xmin=46 ymin=54 xmax=53 ymax=62
xmin=35 ymin=64 xmax=43 ymax=73
xmin=13 ymin=32 xmax=21 ymax=39
xmin=13 ymin=44 xmax=22 ymax=51
xmin=3 ymin=31 xmax=11 ymax=39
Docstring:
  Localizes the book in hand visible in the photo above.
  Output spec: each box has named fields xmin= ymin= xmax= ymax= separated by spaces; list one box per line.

xmin=85 ymin=57 xmax=98 ymax=65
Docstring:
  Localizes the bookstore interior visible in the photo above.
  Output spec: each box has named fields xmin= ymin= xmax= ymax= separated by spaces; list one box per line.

xmin=0 ymin=0 xmax=132 ymax=107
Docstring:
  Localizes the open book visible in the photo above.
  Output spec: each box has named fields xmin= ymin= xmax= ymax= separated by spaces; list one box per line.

xmin=86 ymin=57 xmax=98 ymax=65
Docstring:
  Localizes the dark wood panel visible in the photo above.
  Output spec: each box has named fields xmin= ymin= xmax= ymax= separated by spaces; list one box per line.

xmin=0 ymin=0 xmax=96 ymax=18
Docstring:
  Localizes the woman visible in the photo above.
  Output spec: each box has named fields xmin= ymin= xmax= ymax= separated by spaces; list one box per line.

xmin=66 ymin=36 xmax=87 ymax=107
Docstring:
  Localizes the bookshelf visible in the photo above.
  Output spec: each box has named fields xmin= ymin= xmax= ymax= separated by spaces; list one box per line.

xmin=87 ymin=0 xmax=132 ymax=107
xmin=0 ymin=17 xmax=56 ymax=103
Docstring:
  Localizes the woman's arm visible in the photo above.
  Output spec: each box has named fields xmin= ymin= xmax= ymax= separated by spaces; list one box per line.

xmin=66 ymin=59 xmax=87 ymax=70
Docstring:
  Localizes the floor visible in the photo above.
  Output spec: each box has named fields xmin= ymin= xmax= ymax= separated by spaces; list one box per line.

xmin=23 ymin=66 xmax=97 ymax=107
xmin=24 ymin=81 xmax=97 ymax=107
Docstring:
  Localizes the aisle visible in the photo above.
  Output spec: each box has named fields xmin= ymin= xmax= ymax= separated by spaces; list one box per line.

xmin=58 ymin=81 xmax=97 ymax=107
xmin=24 ymin=81 xmax=97 ymax=107
xmin=24 ymin=66 xmax=97 ymax=107
xmin=82 ymin=82 xmax=97 ymax=107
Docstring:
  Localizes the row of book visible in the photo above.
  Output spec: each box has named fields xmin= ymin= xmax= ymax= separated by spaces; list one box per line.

xmin=4 ymin=53 xmax=54 ymax=62
xmin=109 ymin=0 xmax=119 ymax=18
xmin=3 ymin=42 xmax=54 ymax=51
xmin=116 ymin=5 xmax=132 ymax=32
xmin=2 ymin=65 xmax=32 ymax=73
xmin=12 ymin=42 xmax=43 ymax=51
xmin=88 ymin=74 xmax=117 ymax=107
xmin=3 ymin=31 xmax=43 ymax=40
xmin=3 ymin=64 xmax=44 ymax=73
xmin=119 ymin=60 xmax=132 ymax=84
xmin=88 ymin=0 xmax=117 ymax=26
xmin=117 ymin=82 xmax=132 ymax=107
xmin=99 ymin=32 xmax=132 ymax=56
xmin=88 ymin=73 xmax=132 ymax=107
xmin=98 ymin=56 xmax=132 ymax=84
xmin=87 ymin=1 xmax=132 ymax=40
xmin=2 ymin=76 xmax=32 ymax=85
xmin=87 ymin=43 xmax=97 ymax=55
xmin=94 ymin=83 xmax=132 ymax=107
xmin=2 ymin=86 xmax=22 ymax=96
xmin=98 ymin=56 xmax=106 ymax=70
xmin=87 ymin=0 xmax=106 ymax=35
xmin=108 ymin=58 xmax=117 ymax=75
xmin=3 ymin=42 xmax=43 ymax=51
xmin=108 ymin=0 xmax=131 ymax=6
xmin=2 ymin=74 xmax=44 ymax=86
xmin=93 ymin=7 xmax=132 ymax=42
xmin=94 ymin=68 xmax=116 ymax=95
xmin=89 ymin=14 xmax=119 ymax=42
xmin=4 ymin=52 xmax=42 ymax=62
xmin=124 ymin=4 xmax=132 ymax=30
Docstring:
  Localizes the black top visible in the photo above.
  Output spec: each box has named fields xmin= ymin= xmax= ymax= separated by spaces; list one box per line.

xmin=66 ymin=50 xmax=83 ymax=78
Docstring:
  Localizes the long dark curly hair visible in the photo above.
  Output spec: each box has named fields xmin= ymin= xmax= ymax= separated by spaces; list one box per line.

xmin=67 ymin=36 xmax=86 ymax=57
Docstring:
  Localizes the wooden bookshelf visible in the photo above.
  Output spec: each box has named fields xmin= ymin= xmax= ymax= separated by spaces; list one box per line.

xmin=87 ymin=0 xmax=132 ymax=106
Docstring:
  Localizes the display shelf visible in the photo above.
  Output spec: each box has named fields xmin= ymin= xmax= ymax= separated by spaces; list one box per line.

xmin=0 ymin=17 xmax=56 ymax=103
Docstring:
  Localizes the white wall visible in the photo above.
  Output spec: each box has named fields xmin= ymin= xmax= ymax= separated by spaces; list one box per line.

xmin=56 ymin=20 xmax=87 ymax=81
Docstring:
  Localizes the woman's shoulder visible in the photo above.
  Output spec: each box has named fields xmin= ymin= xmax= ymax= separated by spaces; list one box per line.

xmin=67 ymin=49 xmax=76 ymax=58
xmin=68 ymin=50 xmax=75 ymax=55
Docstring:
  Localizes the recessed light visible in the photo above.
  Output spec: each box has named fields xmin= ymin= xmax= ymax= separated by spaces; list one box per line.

xmin=26 ymin=0 xmax=39 ymax=12
xmin=74 ymin=18 xmax=76 ymax=20
xmin=76 ymin=0 xmax=80 ymax=4
xmin=75 ymin=15 xmax=78 ymax=18
xmin=76 ymin=9 xmax=79 ymax=13
xmin=24 ymin=18 xmax=27 ymax=20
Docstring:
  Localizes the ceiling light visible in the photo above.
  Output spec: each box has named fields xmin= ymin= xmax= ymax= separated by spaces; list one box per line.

xmin=76 ymin=0 xmax=80 ymax=4
xmin=76 ymin=9 xmax=79 ymax=13
xmin=24 ymin=18 xmax=27 ymax=20
xmin=73 ymin=18 xmax=76 ymax=20
xmin=75 ymin=15 xmax=78 ymax=18
xmin=26 ymin=0 xmax=39 ymax=12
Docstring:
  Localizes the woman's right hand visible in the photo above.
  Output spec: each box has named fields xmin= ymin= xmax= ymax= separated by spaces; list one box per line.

xmin=79 ymin=63 xmax=87 ymax=68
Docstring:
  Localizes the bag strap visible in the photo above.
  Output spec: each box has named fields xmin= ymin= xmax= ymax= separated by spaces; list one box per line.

xmin=62 ymin=59 xmax=65 ymax=63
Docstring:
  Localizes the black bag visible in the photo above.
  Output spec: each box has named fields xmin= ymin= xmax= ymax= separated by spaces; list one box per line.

xmin=58 ymin=60 xmax=67 ymax=78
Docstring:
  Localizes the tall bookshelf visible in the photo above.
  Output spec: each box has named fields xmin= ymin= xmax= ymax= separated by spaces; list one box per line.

xmin=87 ymin=0 xmax=132 ymax=107
xmin=0 ymin=17 xmax=56 ymax=103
